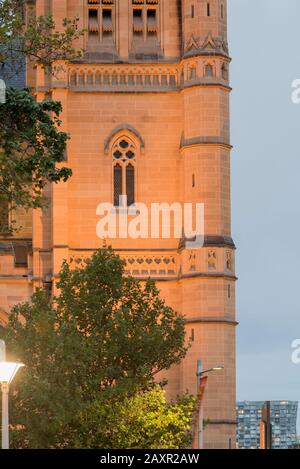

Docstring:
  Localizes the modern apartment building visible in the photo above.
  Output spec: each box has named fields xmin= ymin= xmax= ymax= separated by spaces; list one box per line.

xmin=237 ymin=401 xmax=298 ymax=449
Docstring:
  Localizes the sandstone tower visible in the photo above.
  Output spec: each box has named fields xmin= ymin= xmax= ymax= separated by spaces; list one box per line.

xmin=0 ymin=0 xmax=236 ymax=448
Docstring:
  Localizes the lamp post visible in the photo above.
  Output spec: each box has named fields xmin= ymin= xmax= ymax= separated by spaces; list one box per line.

xmin=196 ymin=360 xmax=224 ymax=449
xmin=0 ymin=340 xmax=24 ymax=449
xmin=0 ymin=79 xmax=6 ymax=104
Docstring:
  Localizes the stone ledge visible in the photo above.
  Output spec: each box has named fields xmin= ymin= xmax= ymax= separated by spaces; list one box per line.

xmin=207 ymin=419 xmax=237 ymax=425
xmin=185 ymin=317 xmax=238 ymax=326
xmin=180 ymin=136 xmax=232 ymax=150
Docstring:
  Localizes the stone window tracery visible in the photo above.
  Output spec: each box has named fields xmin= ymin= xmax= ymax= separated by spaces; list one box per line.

xmin=113 ymin=137 xmax=136 ymax=207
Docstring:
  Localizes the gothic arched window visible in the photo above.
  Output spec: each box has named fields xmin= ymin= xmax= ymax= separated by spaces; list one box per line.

xmin=112 ymin=137 xmax=136 ymax=207
xmin=189 ymin=66 xmax=197 ymax=80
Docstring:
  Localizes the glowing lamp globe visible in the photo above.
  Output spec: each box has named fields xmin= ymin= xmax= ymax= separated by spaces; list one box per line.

xmin=0 ymin=362 xmax=24 ymax=384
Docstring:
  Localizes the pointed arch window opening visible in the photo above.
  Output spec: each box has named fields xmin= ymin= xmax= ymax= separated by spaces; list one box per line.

xmin=205 ymin=63 xmax=214 ymax=77
xmin=112 ymin=137 xmax=137 ymax=207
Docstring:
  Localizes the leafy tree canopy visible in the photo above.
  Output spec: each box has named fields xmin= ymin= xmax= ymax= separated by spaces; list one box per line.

xmin=2 ymin=248 xmax=194 ymax=448
xmin=70 ymin=387 xmax=196 ymax=449
xmin=0 ymin=87 xmax=71 ymax=221
xmin=0 ymin=0 xmax=84 ymax=76
xmin=0 ymin=1 xmax=85 ymax=224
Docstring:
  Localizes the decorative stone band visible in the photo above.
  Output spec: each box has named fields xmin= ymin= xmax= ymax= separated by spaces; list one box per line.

xmin=65 ymin=80 xmax=231 ymax=93
xmin=66 ymin=56 xmax=230 ymax=93
xmin=180 ymin=272 xmax=237 ymax=281
xmin=68 ymin=65 xmax=178 ymax=91
xmin=69 ymin=247 xmax=179 ymax=252
xmin=180 ymin=82 xmax=231 ymax=92
xmin=122 ymin=254 xmax=177 ymax=279
xmin=50 ymin=272 xmax=237 ymax=283
xmin=44 ymin=238 xmax=237 ymax=280
xmin=51 ymin=236 xmax=236 ymax=252
xmin=180 ymin=136 xmax=232 ymax=152
xmin=0 ymin=275 xmax=29 ymax=279
xmin=184 ymin=34 xmax=230 ymax=60
xmin=207 ymin=419 xmax=237 ymax=426
xmin=184 ymin=51 xmax=230 ymax=60
xmin=185 ymin=317 xmax=238 ymax=327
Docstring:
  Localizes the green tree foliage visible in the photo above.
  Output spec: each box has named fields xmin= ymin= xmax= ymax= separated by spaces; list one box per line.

xmin=0 ymin=87 xmax=71 ymax=216
xmin=2 ymin=248 xmax=195 ymax=448
xmin=0 ymin=0 xmax=84 ymax=224
xmin=0 ymin=0 xmax=83 ymax=75
xmin=70 ymin=387 xmax=196 ymax=449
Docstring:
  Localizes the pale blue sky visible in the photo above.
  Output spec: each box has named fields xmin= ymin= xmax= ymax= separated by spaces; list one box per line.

xmin=229 ymin=0 xmax=300 ymax=428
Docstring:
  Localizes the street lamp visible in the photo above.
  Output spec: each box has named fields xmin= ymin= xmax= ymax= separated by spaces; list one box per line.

xmin=0 ymin=340 xmax=24 ymax=449
xmin=196 ymin=360 xmax=224 ymax=449
xmin=200 ymin=365 xmax=224 ymax=376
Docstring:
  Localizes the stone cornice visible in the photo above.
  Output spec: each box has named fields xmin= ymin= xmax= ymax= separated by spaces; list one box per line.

xmin=180 ymin=82 xmax=232 ymax=92
xmin=180 ymin=136 xmax=232 ymax=151
xmin=180 ymin=272 xmax=237 ymax=281
xmin=207 ymin=419 xmax=237 ymax=426
xmin=33 ymin=235 xmax=236 ymax=253
xmin=70 ymin=53 xmax=231 ymax=66
xmin=185 ymin=317 xmax=238 ymax=326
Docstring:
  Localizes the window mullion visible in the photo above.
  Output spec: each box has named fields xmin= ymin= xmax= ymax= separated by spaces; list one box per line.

xmin=122 ymin=164 xmax=126 ymax=200
xmin=143 ymin=8 xmax=147 ymax=42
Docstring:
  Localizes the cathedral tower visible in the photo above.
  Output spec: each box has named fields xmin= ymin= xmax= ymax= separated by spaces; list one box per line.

xmin=0 ymin=0 xmax=236 ymax=448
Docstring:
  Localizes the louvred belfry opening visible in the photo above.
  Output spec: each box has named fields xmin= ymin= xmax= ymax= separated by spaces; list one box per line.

xmin=87 ymin=0 xmax=115 ymax=50
xmin=131 ymin=0 xmax=161 ymax=56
